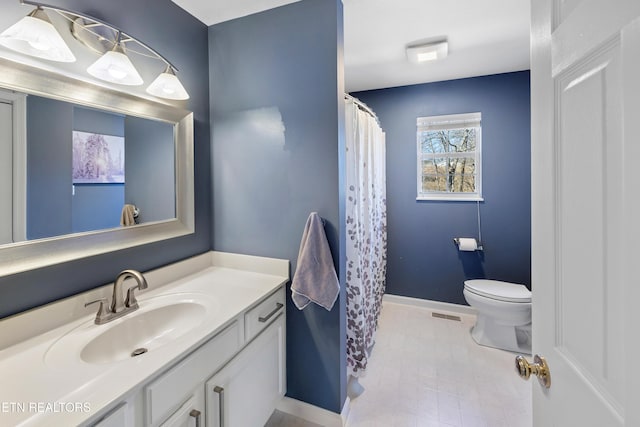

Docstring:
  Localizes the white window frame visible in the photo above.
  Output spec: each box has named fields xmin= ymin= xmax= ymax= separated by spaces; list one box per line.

xmin=416 ymin=112 xmax=483 ymax=201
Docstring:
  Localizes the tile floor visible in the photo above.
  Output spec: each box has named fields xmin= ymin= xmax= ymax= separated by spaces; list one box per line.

xmin=265 ymin=410 xmax=324 ymax=427
xmin=267 ymin=300 xmax=532 ymax=427
xmin=345 ymin=301 xmax=532 ymax=427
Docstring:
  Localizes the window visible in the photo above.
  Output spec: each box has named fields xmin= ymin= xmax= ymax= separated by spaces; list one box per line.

xmin=416 ymin=112 xmax=482 ymax=201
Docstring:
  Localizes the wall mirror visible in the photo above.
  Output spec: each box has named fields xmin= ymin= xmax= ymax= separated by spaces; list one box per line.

xmin=0 ymin=3 xmax=194 ymax=278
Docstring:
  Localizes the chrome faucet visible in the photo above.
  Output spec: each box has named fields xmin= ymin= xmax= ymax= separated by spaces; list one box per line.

xmin=85 ymin=269 xmax=148 ymax=324
xmin=111 ymin=269 xmax=148 ymax=313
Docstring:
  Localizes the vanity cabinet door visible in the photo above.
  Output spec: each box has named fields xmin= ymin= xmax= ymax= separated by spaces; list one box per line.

xmin=91 ymin=402 xmax=131 ymax=427
xmin=145 ymin=321 xmax=241 ymax=426
xmin=205 ymin=314 xmax=285 ymax=427
xmin=159 ymin=390 xmax=204 ymax=427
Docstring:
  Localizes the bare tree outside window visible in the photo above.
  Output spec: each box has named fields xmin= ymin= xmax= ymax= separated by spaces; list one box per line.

xmin=417 ymin=113 xmax=482 ymax=200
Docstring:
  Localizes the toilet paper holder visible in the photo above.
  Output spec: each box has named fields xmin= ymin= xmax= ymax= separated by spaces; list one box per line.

xmin=453 ymin=201 xmax=485 ymax=251
xmin=453 ymin=238 xmax=484 ymax=251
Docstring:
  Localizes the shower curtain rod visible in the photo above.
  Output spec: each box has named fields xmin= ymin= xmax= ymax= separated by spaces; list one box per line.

xmin=345 ymin=94 xmax=380 ymax=125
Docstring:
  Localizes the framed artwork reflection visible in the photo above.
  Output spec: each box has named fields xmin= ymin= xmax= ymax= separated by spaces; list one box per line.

xmin=72 ymin=131 xmax=125 ymax=184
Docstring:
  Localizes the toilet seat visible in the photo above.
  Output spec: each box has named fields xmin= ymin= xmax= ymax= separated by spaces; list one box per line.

xmin=464 ymin=279 xmax=531 ymax=303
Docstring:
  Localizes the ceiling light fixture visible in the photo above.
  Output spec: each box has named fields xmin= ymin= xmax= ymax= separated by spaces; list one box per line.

xmin=87 ymin=32 xmax=143 ymax=86
xmin=146 ymin=65 xmax=190 ymax=100
xmin=406 ymin=39 xmax=448 ymax=63
xmin=0 ymin=6 xmax=76 ymax=62
xmin=0 ymin=0 xmax=189 ymax=100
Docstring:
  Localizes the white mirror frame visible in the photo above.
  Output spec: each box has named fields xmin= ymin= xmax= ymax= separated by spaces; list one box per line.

xmin=0 ymin=57 xmax=194 ymax=277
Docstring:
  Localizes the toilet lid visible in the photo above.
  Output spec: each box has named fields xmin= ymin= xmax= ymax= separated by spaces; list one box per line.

xmin=464 ymin=279 xmax=531 ymax=303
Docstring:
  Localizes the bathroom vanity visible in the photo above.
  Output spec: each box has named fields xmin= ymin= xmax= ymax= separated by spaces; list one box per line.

xmin=0 ymin=251 xmax=289 ymax=427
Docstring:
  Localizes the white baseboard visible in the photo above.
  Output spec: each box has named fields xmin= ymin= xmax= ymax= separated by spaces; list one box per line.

xmin=383 ymin=294 xmax=478 ymax=316
xmin=277 ymin=396 xmax=350 ymax=427
xmin=340 ymin=396 xmax=351 ymax=425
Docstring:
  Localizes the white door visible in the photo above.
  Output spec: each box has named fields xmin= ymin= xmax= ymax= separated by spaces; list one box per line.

xmin=0 ymin=99 xmax=12 ymax=245
xmin=0 ymin=89 xmax=26 ymax=244
xmin=530 ymin=1 xmax=640 ymax=426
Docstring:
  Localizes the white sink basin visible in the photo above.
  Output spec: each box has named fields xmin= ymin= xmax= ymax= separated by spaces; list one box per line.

xmin=80 ymin=301 xmax=206 ymax=364
xmin=45 ymin=293 xmax=216 ymax=366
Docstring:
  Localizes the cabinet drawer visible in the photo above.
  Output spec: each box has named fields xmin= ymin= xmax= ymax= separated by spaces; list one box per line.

xmin=244 ymin=287 xmax=285 ymax=342
xmin=146 ymin=321 xmax=241 ymax=426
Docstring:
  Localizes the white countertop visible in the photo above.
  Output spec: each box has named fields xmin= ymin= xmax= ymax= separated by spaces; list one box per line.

xmin=0 ymin=251 xmax=289 ymax=426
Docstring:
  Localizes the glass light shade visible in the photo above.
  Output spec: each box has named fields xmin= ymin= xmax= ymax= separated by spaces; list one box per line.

xmin=0 ymin=9 xmax=76 ymax=63
xmin=87 ymin=46 xmax=143 ymax=86
xmin=146 ymin=67 xmax=189 ymax=100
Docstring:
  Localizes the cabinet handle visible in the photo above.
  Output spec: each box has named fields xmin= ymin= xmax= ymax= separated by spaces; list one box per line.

xmin=189 ymin=409 xmax=201 ymax=427
xmin=258 ymin=302 xmax=283 ymax=323
xmin=214 ymin=386 xmax=225 ymax=427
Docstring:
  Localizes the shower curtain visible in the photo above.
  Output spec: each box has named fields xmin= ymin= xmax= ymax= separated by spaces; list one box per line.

xmin=345 ymin=97 xmax=387 ymax=378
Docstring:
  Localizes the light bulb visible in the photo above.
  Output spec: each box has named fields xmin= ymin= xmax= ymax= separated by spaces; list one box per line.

xmin=107 ymin=65 xmax=127 ymax=80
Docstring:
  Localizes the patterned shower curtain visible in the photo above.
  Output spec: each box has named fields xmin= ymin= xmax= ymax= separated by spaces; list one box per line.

xmin=345 ymin=97 xmax=387 ymax=378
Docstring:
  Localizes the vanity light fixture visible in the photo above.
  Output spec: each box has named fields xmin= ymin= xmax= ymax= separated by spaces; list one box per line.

xmin=0 ymin=6 xmax=76 ymax=62
xmin=87 ymin=32 xmax=143 ymax=86
xmin=406 ymin=38 xmax=448 ymax=63
xmin=146 ymin=65 xmax=190 ymax=100
xmin=0 ymin=0 xmax=190 ymax=100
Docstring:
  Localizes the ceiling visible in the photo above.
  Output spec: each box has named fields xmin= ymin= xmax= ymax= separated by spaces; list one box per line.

xmin=171 ymin=0 xmax=531 ymax=92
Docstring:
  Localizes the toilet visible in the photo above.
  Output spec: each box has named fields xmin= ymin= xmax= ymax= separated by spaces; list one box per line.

xmin=463 ymin=279 xmax=531 ymax=354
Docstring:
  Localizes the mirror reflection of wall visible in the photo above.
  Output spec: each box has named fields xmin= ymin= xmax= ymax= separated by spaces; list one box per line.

xmin=1 ymin=93 xmax=176 ymax=243
xmin=124 ymin=115 xmax=175 ymax=225
xmin=71 ymin=108 xmax=125 ymax=235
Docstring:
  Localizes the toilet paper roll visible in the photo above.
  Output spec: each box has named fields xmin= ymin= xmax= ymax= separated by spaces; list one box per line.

xmin=457 ymin=238 xmax=478 ymax=251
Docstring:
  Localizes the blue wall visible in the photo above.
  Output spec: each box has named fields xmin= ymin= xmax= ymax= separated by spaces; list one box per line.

xmin=72 ymin=106 xmax=126 ymax=234
xmin=26 ymin=96 xmax=73 ymax=240
xmin=0 ymin=0 xmax=210 ymax=318
xmin=353 ymin=71 xmax=531 ymax=304
xmin=27 ymin=98 xmax=128 ymax=238
xmin=125 ymin=116 xmax=175 ymax=223
xmin=209 ymin=0 xmax=346 ymax=413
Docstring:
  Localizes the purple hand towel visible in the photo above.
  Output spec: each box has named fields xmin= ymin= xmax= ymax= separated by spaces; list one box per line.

xmin=291 ymin=212 xmax=339 ymax=311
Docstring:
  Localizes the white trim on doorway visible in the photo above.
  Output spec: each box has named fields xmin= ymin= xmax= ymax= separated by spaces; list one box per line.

xmin=0 ymin=88 xmax=27 ymax=243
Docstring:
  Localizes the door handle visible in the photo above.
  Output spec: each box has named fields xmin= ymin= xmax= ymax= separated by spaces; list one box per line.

xmin=189 ymin=409 xmax=201 ymax=427
xmin=515 ymin=354 xmax=551 ymax=389
xmin=213 ymin=385 xmax=225 ymax=427
xmin=258 ymin=302 xmax=283 ymax=323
